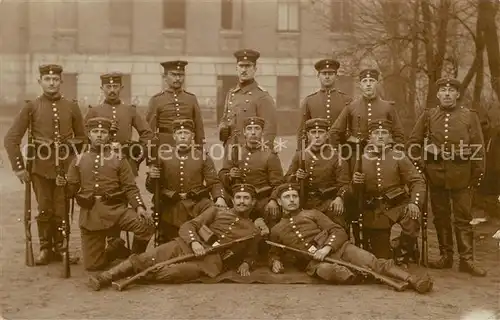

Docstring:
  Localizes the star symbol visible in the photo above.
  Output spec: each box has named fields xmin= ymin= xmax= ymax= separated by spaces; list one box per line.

xmin=273 ymin=137 xmax=289 ymax=153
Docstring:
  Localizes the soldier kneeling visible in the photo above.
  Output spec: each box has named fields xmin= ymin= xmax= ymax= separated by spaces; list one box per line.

xmin=61 ymin=117 xmax=154 ymax=271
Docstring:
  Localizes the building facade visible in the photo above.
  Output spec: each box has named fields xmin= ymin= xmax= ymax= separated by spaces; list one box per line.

xmin=0 ymin=0 xmax=355 ymax=126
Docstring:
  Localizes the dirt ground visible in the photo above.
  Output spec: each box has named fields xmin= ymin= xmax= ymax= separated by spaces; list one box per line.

xmin=1 ymin=125 xmax=499 ymax=320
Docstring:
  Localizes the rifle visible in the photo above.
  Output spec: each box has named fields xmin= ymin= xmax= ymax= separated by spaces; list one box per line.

xmin=112 ymin=234 xmax=255 ymax=291
xmin=352 ymin=116 xmax=364 ymax=248
xmin=299 ymin=128 xmax=307 ymax=208
xmin=420 ymin=181 xmax=429 ymax=267
xmin=266 ymin=240 xmax=408 ymax=291
xmin=24 ymin=111 xmax=35 ymax=267
xmin=54 ymin=127 xmax=71 ymax=278
xmin=153 ymin=109 xmax=161 ymax=247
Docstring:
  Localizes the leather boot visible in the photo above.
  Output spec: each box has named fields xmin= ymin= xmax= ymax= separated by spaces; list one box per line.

xmin=428 ymin=226 xmax=453 ymax=269
xmin=456 ymin=229 xmax=487 ymax=277
xmin=395 ymin=235 xmax=419 ymax=268
xmin=105 ymin=238 xmax=131 ymax=263
xmin=35 ymin=221 xmax=52 ymax=265
xmin=88 ymin=259 xmax=135 ymax=291
xmin=131 ymin=237 xmax=150 ymax=255
xmin=382 ymin=261 xmax=433 ymax=294
xmin=50 ymin=222 xmax=80 ymax=264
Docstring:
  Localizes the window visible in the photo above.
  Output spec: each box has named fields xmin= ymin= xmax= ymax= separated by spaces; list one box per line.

xmin=330 ymin=0 xmax=353 ymax=32
xmin=109 ymin=0 xmax=133 ymax=31
xmin=163 ymin=0 xmax=186 ymax=29
xmin=278 ymin=1 xmax=300 ymax=32
xmin=55 ymin=0 xmax=77 ymax=30
xmin=221 ymin=0 xmax=233 ymax=30
xmin=277 ymin=76 xmax=300 ymax=109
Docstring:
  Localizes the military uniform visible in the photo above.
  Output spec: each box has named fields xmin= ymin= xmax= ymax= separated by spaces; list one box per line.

xmin=66 ymin=118 xmax=154 ymax=271
xmin=146 ymin=61 xmax=205 ymax=147
xmin=284 ymin=119 xmax=350 ymax=227
xmin=84 ymin=72 xmax=154 ymax=176
xmin=329 ymin=69 xmax=405 ymax=156
xmin=359 ymin=120 xmax=425 ymax=261
xmin=219 ymin=49 xmax=277 ymax=150
xmin=88 ymin=184 xmax=261 ymax=291
xmin=219 ymin=117 xmax=284 ymax=222
xmin=268 ymin=183 xmax=433 ymax=293
xmin=407 ymin=78 xmax=486 ymax=276
xmin=297 ymin=59 xmax=351 ymax=146
xmin=3 ymin=64 xmax=86 ymax=265
xmin=146 ymin=119 xmax=226 ymax=244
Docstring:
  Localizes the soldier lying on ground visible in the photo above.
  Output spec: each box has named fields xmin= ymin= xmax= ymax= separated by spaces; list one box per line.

xmin=87 ymin=183 xmax=261 ymax=291
xmin=268 ymin=183 xmax=433 ymax=294
xmin=58 ymin=117 xmax=155 ymax=271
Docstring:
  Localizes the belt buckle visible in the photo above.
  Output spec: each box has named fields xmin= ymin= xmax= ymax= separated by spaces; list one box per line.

xmin=94 ymin=195 xmax=103 ymax=200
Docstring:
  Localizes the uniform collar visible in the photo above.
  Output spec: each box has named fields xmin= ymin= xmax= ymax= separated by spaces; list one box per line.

xmin=438 ymin=103 xmax=458 ymax=111
xmin=104 ymin=98 xmax=122 ymax=105
xmin=366 ymin=144 xmax=391 ymax=156
xmin=362 ymin=95 xmax=379 ymax=103
xmin=165 ymin=87 xmax=184 ymax=94
xmin=236 ymin=79 xmax=257 ymax=93
xmin=320 ymin=87 xmax=335 ymax=93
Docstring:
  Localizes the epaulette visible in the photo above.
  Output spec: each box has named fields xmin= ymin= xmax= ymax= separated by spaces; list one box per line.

xmin=257 ymin=85 xmax=267 ymax=92
xmin=336 ymin=89 xmax=347 ymax=95
xmin=183 ymin=90 xmax=195 ymax=96
xmin=152 ymin=90 xmax=165 ymax=98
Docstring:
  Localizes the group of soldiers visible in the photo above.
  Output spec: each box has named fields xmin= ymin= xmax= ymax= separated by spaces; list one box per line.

xmin=3 ymin=47 xmax=488 ymax=294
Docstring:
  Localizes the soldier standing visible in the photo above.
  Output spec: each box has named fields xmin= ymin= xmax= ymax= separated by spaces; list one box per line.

xmin=407 ymin=78 xmax=486 ymax=276
xmin=84 ymin=72 xmax=154 ymax=176
xmin=146 ymin=61 xmax=205 ymax=148
xmin=352 ymin=119 xmax=425 ymax=264
xmin=284 ymin=118 xmax=350 ymax=229
xmin=296 ymin=59 xmax=351 ymax=146
xmin=146 ymin=119 xmax=228 ymax=244
xmin=329 ymin=68 xmax=405 ymax=157
xmin=61 ymin=117 xmax=154 ymax=271
xmin=87 ymin=184 xmax=261 ymax=291
xmin=268 ymin=183 xmax=433 ymax=294
xmin=219 ymin=116 xmax=283 ymax=227
xmin=219 ymin=49 xmax=277 ymax=150
xmin=4 ymin=64 xmax=86 ymax=265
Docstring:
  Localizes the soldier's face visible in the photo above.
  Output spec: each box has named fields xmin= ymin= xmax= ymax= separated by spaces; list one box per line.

xmin=369 ymin=128 xmax=391 ymax=146
xmin=307 ymin=129 xmax=328 ymax=147
xmin=233 ymin=192 xmax=256 ymax=213
xmin=318 ymin=70 xmax=337 ymax=87
xmin=278 ymin=190 xmax=300 ymax=211
xmin=38 ymin=74 xmax=62 ymax=94
xmin=244 ymin=124 xmax=263 ymax=143
xmin=436 ymin=86 xmax=459 ymax=107
xmin=88 ymin=128 xmax=110 ymax=145
xmin=173 ymin=129 xmax=193 ymax=148
xmin=164 ymin=71 xmax=185 ymax=89
xmin=101 ymin=83 xmax=122 ymax=100
xmin=360 ymin=78 xmax=378 ymax=97
xmin=236 ymin=62 xmax=256 ymax=82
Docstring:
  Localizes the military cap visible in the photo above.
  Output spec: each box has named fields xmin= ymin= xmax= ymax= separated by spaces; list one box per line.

xmin=160 ymin=60 xmax=188 ymax=73
xmin=243 ymin=116 xmax=265 ymax=128
xmin=172 ymin=119 xmax=195 ymax=132
xmin=274 ymin=183 xmax=300 ymax=198
xmin=314 ymin=59 xmax=340 ymax=72
xmin=359 ymin=68 xmax=380 ymax=81
xmin=100 ymin=72 xmax=123 ymax=85
xmin=233 ymin=49 xmax=260 ymax=63
xmin=436 ymin=77 xmax=461 ymax=90
xmin=232 ymin=183 xmax=257 ymax=197
xmin=305 ymin=118 xmax=330 ymax=131
xmin=86 ymin=117 xmax=113 ymax=131
xmin=39 ymin=64 xmax=63 ymax=76
xmin=368 ymin=119 xmax=393 ymax=133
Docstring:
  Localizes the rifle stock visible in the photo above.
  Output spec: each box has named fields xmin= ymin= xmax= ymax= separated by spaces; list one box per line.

xmin=266 ymin=240 xmax=408 ymax=291
xmin=420 ymin=182 xmax=429 ymax=267
xmin=352 ymin=116 xmax=364 ymax=248
xmin=299 ymin=130 xmax=306 ymax=208
xmin=24 ymin=112 xmax=34 ymax=267
xmin=112 ymin=234 xmax=255 ymax=291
